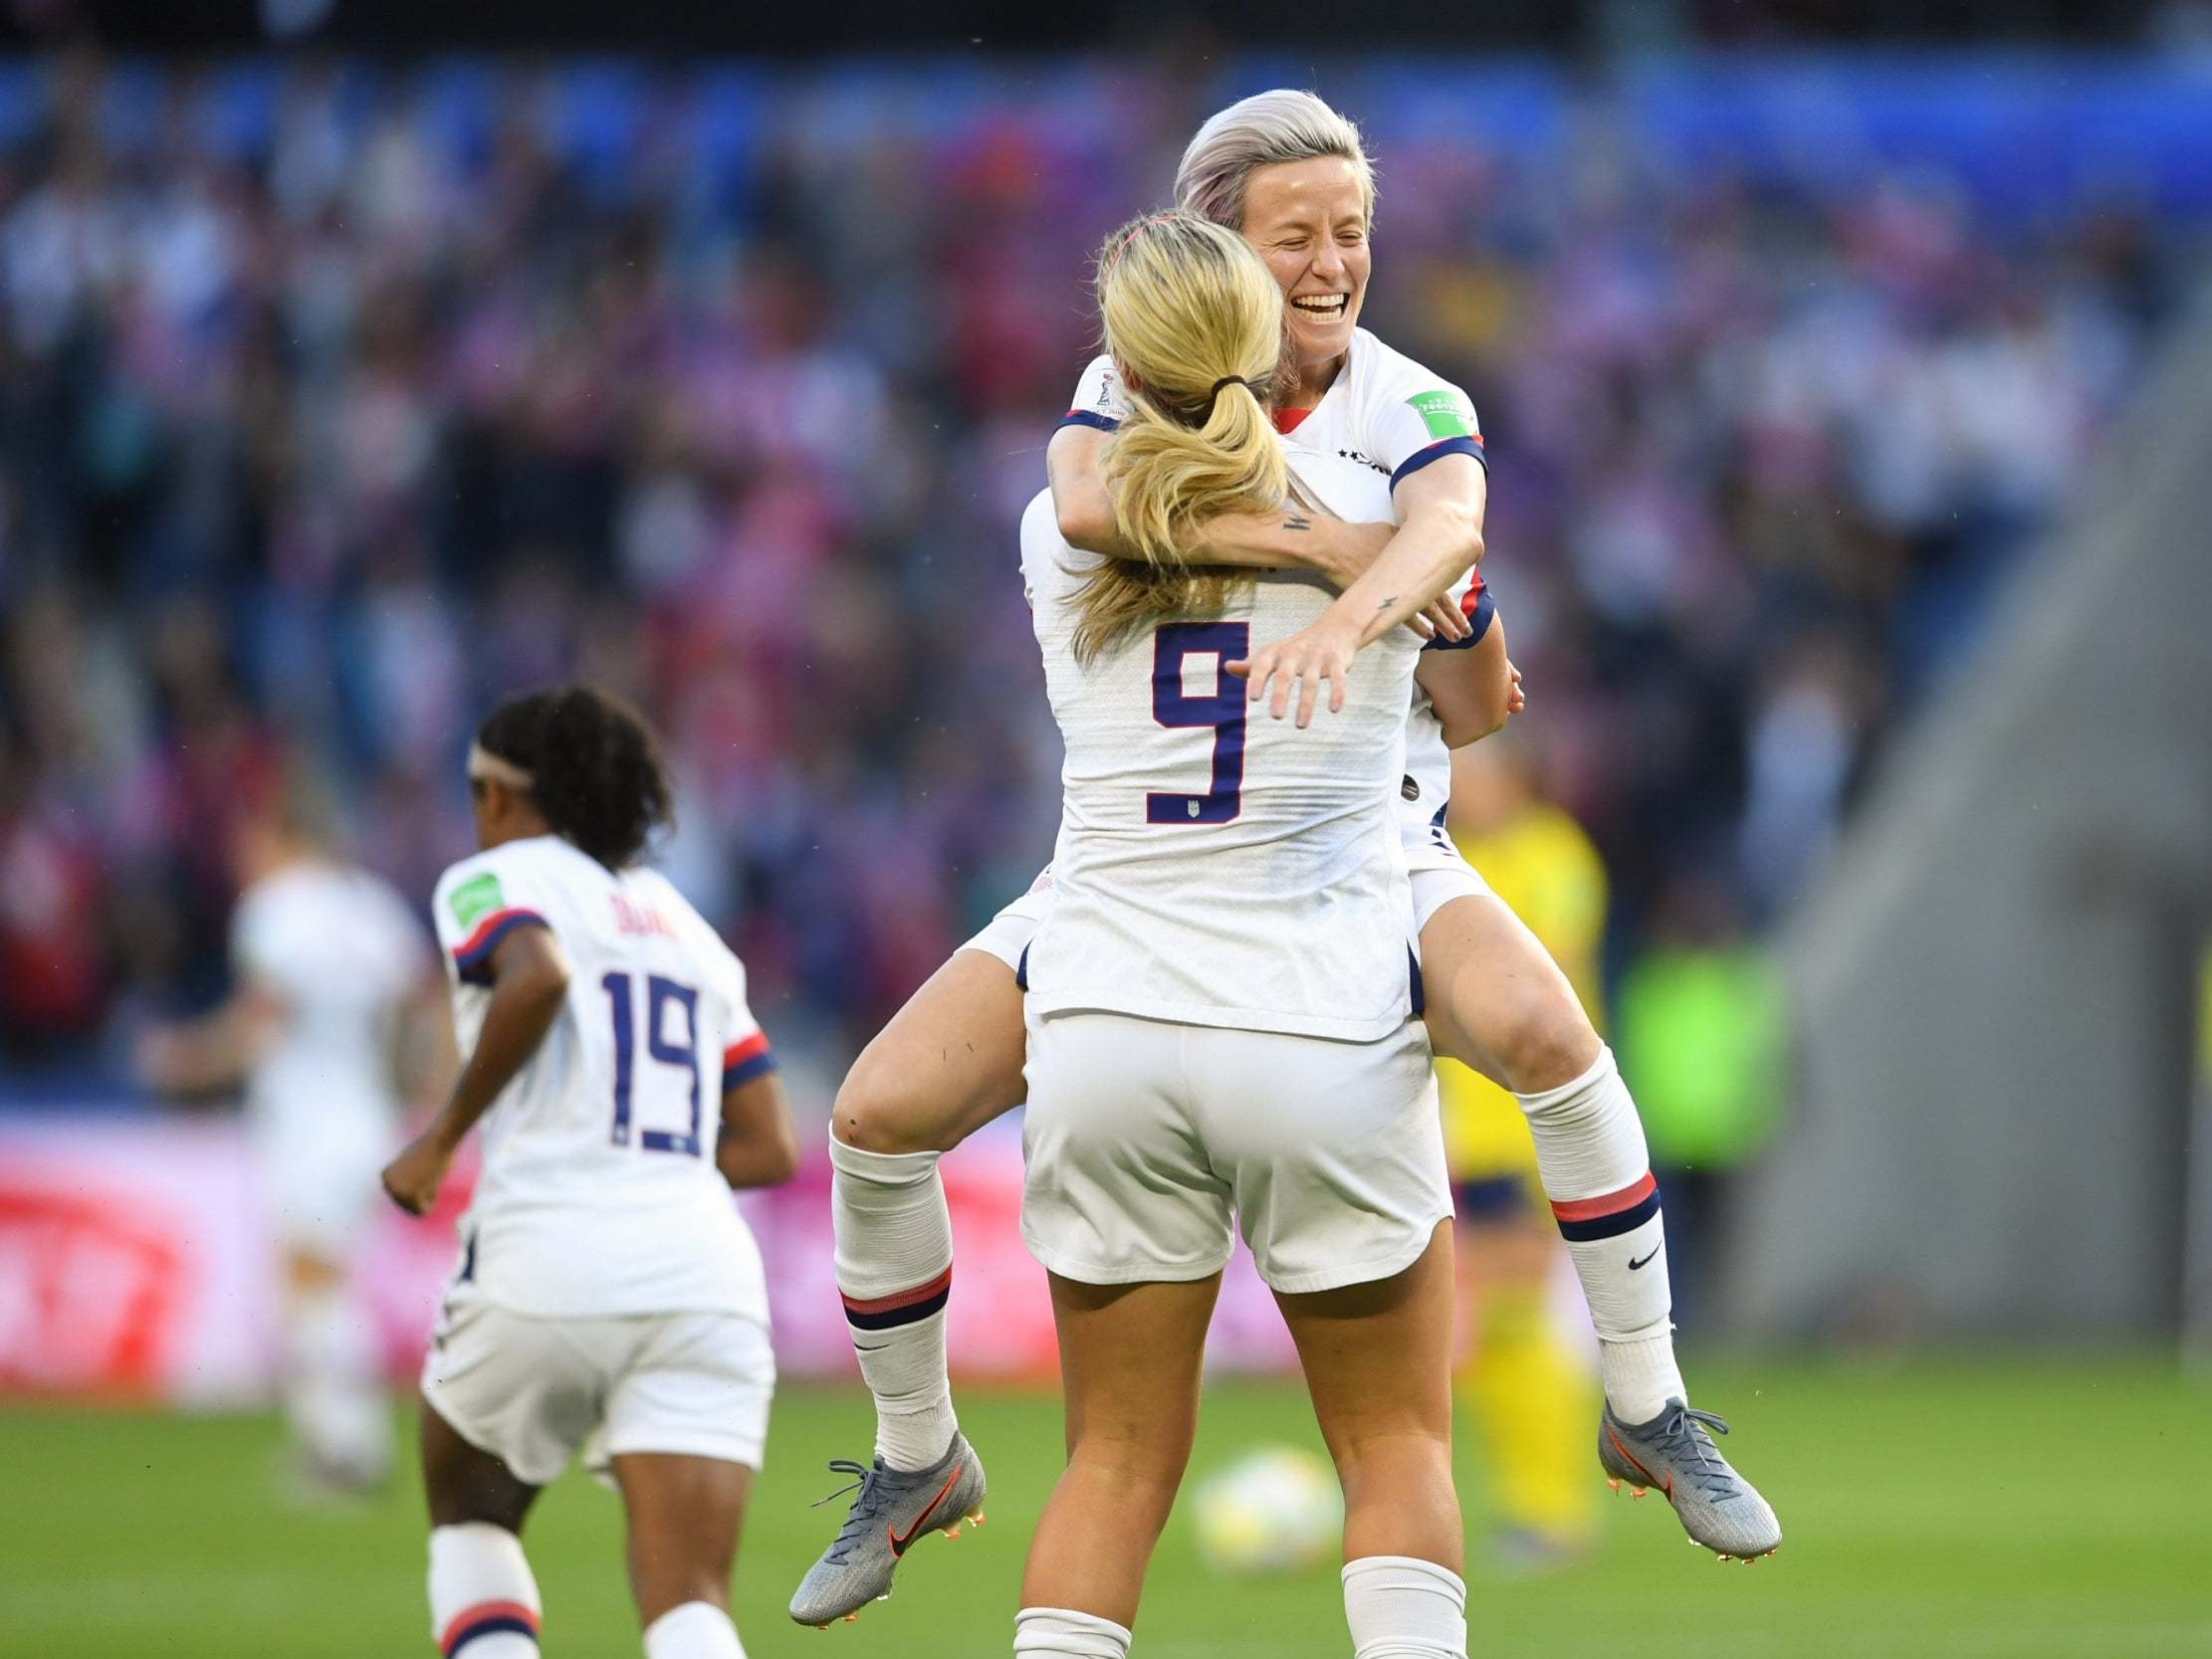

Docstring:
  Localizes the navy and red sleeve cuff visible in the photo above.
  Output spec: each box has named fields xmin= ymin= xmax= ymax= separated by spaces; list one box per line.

xmin=1390 ymin=433 xmax=1485 ymax=491
xmin=451 ymin=910 xmax=552 ymax=986
xmin=1421 ymin=582 xmax=1495 ymax=652
xmin=1057 ymin=410 xmax=1121 ymax=435
xmin=721 ymin=1031 xmax=777 ymax=1091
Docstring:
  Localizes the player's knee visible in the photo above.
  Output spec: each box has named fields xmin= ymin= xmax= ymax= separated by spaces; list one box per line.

xmin=420 ymin=1419 xmax=535 ymax=1532
xmin=425 ymin=1474 xmax=531 ymax=1533
xmin=1492 ymin=996 xmax=1600 ymax=1097
xmin=830 ymin=1056 xmax=936 ymax=1155
xmin=1327 ymin=1423 xmax=1453 ymax=1495
xmin=1068 ymin=1422 xmax=1196 ymax=1493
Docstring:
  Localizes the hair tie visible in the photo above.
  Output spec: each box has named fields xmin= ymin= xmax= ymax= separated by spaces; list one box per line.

xmin=1210 ymin=375 xmax=1249 ymax=400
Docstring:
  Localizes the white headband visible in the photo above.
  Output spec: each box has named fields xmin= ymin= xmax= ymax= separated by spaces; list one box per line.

xmin=466 ymin=742 xmax=536 ymax=790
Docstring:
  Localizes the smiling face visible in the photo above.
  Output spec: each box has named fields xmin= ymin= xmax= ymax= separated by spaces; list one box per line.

xmin=1238 ymin=156 xmax=1371 ymax=400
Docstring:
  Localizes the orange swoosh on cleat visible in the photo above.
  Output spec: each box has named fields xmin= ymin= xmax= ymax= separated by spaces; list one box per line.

xmin=887 ymin=1467 xmax=965 ymax=1555
xmin=1605 ymin=1425 xmax=1672 ymax=1501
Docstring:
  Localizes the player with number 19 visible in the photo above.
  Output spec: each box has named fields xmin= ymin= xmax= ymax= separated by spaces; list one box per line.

xmin=380 ymin=685 xmax=799 ymax=1659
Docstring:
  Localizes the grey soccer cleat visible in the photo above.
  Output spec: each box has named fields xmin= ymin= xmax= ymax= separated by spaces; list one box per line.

xmin=1599 ymin=1399 xmax=1782 ymax=1561
xmin=788 ymin=1433 xmax=988 ymax=1626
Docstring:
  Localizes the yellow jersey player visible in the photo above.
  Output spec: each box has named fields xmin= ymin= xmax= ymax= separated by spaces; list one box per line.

xmin=1436 ymin=730 xmax=1609 ymax=1567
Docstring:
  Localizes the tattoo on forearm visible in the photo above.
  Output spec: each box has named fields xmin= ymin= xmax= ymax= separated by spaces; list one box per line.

xmin=1375 ymin=595 xmax=1398 ymax=612
xmin=1282 ymin=514 xmax=1311 ymax=531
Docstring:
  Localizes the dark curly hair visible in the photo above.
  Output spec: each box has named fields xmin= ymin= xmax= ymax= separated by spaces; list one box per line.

xmin=475 ymin=684 xmax=673 ymax=871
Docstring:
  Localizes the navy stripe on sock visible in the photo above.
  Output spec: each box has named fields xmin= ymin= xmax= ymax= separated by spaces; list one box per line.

xmin=843 ymin=1286 xmax=950 ymax=1332
xmin=445 ymin=1614 xmax=536 ymax=1658
xmin=1555 ymin=1187 xmax=1662 ymax=1242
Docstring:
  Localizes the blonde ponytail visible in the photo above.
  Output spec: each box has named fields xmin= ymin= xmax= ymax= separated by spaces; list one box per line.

xmin=1071 ymin=212 xmax=1290 ymax=662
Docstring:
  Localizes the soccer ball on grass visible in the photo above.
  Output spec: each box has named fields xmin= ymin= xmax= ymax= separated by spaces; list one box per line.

xmin=1191 ymin=1444 xmax=1343 ymax=1574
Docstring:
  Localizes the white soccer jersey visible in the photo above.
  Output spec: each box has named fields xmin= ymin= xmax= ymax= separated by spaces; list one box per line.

xmin=231 ymin=860 xmax=428 ymax=1130
xmin=1018 ymin=446 xmax=1423 ymax=1042
xmin=1062 ymin=327 xmax=1491 ymax=844
xmin=429 ymin=834 xmax=775 ymax=1323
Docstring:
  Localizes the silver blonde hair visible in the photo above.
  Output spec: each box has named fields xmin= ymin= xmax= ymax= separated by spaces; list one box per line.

xmin=1175 ymin=89 xmax=1376 ymax=233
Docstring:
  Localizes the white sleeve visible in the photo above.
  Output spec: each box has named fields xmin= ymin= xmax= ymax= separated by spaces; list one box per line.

xmin=431 ymin=850 xmax=557 ymax=988
xmin=1019 ymin=488 xmax=1100 ymax=612
xmin=1058 ymin=353 xmax=1130 ymax=431
xmin=711 ymin=940 xmax=774 ymax=1090
xmin=1359 ymin=343 xmax=1487 ymax=490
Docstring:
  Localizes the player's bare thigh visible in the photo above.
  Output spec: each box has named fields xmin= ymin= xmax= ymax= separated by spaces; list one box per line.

xmin=1417 ymin=894 xmax=1599 ymax=1095
xmin=833 ymin=947 xmax=1027 ymax=1154
xmin=1020 ymin=1272 xmax=1221 ymax=1626
xmin=1274 ymin=1221 xmax=1462 ymax=1570
xmin=420 ymin=1398 xmax=541 ymax=1533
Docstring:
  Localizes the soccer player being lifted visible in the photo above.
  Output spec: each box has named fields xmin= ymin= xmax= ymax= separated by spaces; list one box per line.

xmin=793 ymin=89 xmax=1779 ymax=1632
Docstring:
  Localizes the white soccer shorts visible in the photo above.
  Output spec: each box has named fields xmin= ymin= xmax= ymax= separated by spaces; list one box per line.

xmin=249 ymin=1098 xmax=395 ymax=1260
xmin=960 ymin=870 xmax=1053 ymax=972
xmin=1020 ymin=1007 xmax=1451 ymax=1295
xmin=1406 ymin=838 xmax=1493 ymax=934
xmin=421 ymin=1288 xmax=774 ymax=1486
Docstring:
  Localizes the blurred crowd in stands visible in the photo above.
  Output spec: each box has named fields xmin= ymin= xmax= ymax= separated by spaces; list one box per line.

xmin=0 ymin=50 xmax=2201 ymax=1091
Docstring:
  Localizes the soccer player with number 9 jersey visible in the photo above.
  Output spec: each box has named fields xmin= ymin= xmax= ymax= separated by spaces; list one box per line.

xmin=801 ymin=93 xmax=1777 ymax=1633
xmin=1007 ymin=209 xmax=1468 ymax=1659
xmin=382 ymin=686 xmax=798 ymax=1659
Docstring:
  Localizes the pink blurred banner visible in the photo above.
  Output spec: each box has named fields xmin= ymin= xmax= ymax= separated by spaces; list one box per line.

xmin=0 ymin=1112 xmax=1294 ymax=1404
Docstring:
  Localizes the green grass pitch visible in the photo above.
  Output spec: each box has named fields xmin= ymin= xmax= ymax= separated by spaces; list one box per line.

xmin=2 ymin=1354 xmax=2207 ymax=1658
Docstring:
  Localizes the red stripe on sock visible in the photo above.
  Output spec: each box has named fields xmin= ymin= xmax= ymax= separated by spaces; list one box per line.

xmin=440 ymin=1600 xmax=539 ymax=1655
xmin=840 ymin=1265 xmax=953 ymax=1318
xmin=1549 ymin=1170 xmax=1657 ymax=1224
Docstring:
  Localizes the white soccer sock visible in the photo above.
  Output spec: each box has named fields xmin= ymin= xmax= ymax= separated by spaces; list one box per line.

xmin=1012 ymin=1607 xmax=1133 ymax=1658
xmin=828 ymin=1135 xmax=959 ymax=1472
xmin=286 ymin=1283 xmax=391 ymax=1479
xmin=1516 ymin=1047 xmax=1687 ymax=1422
xmin=642 ymin=1600 xmax=745 ymax=1659
xmin=1341 ymin=1555 xmax=1467 ymax=1659
xmin=428 ymin=1523 xmax=540 ymax=1658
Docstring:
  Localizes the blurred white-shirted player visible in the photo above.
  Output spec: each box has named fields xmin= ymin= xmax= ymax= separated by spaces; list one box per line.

xmin=139 ymin=767 xmax=443 ymax=1493
xmin=379 ymin=684 xmax=798 ymax=1659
